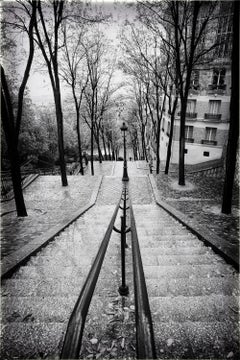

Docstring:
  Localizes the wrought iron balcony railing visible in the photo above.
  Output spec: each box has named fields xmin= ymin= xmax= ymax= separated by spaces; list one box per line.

xmin=185 ymin=138 xmax=194 ymax=143
xmin=177 ymin=112 xmax=197 ymax=119
xmin=204 ymin=113 xmax=222 ymax=121
xmin=201 ymin=139 xmax=218 ymax=146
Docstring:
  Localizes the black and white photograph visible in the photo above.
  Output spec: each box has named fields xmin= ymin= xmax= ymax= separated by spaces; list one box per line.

xmin=1 ymin=0 xmax=239 ymax=359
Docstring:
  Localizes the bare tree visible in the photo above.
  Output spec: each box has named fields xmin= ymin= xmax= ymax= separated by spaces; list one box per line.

xmin=61 ymin=24 xmax=89 ymax=175
xmin=138 ymin=0 xmax=219 ymax=185
xmin=222 ymin=0 xmax=239 ymax=214
xmin=32 ymin=0 xmax=68 ymax=186
xmin=121 ymin=23 xmax=170 ymax=171
xmin=1 ymin=1 xmax=37 ymax=216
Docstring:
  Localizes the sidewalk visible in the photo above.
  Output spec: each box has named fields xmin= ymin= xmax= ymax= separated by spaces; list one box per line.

xmin=1 ymin=175 xmax=99 ymax=259
xmin=154 ymin=169 xmax=239 ymax=248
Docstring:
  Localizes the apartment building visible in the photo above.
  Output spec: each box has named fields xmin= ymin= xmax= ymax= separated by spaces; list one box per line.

xmin=148 ymin=2 xmax=233 ymax=166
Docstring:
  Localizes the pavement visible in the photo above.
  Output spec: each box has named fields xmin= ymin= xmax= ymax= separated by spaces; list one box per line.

xmin=1 ymin=160 xmax=239 ymax=359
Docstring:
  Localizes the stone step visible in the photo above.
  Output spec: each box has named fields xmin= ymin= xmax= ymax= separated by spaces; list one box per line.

xmin=137 ymin=228 xmax=190 ymax=236
xmin=138 ymin=233 xmax=197 ymax=241
xmin=153 ymin=321 xmax=239 ymax=359
xmin=140 ymin=246 xmax=210 ymax=256
xmin=149 ymin=295 xmax=238 ymax=323
xmin=2 ymin=295 xmax=78 ymax=323
xmin=138 ymin=238 xmax=203 ymax=249
xmin=141 ymin=253 xmax=225 ymax=266
xmin=145 ymin=276 xmax=239 ymax=297
xmin=11 ymin=265 xmax=90 ymax=280
xmin=2 ymin=271 xmax=128 ymax=298
xmin=1 ymin=322 xmax=66 ymax=359
xmin=143 ymin=263 xmax=234 ymax=279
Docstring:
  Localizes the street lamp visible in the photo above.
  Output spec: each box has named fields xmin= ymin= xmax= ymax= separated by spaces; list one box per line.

xmin=120 ymin=122 xmax=129 ymax=182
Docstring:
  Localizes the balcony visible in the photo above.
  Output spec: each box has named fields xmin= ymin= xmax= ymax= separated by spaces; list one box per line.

xmin=207 ymin=84 xmax=226 ymax=95
xmin=177 ymin=112 xmax=197 ymax=119
xmin=185 ymin=138 xmax=194 ymax=143
xmin=186 ymin=112 xmax=197 ymax=119
xmin=201 ymin=139 xmax=218 ymax=146
xmin=204 ymin=113 xmax=222 ymax=121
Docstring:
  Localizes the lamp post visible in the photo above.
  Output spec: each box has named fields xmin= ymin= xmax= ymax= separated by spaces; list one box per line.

xmin=120 ymin=122 xmax=129 ymax=181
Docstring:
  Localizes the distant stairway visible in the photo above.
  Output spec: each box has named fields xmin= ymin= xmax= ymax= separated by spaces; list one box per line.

xmin=133 ymin=204 xmax=239 ymax=359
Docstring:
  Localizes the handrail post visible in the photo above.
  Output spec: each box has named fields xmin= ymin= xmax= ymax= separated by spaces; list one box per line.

xmin=123 ymin=186 xmax=128 ymax=248
xmin=118 ymin=215 xmax=129 ymax=296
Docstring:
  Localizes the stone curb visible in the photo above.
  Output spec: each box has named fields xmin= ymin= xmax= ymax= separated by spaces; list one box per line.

xmin=1 ymin=176 xmax=103 ymax=279
xmin=148 ymin=174 xmax=239 ymax=271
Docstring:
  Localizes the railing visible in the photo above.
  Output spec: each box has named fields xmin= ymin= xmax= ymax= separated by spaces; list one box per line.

xmin=129 ymin=197 xmax=157 ymax=359
xmin=177 ymin=111 xmax=197 ymax=119
xmin=185 ymin=138 xmax=195 ymax=143
xmin=186 ymin=112 xmax=197 ymax=119
xmin=61 ymin=180 xmax=156 ymax=359
xmin=204 ymin=113 xmax=221 ymax=121
xmin=201 ymin=139 xmax=218 ymax=146
xmin=207 ymin=84 xmax=226 ymax=95
xmin=60 ymin=195 xmax=122 ymax=359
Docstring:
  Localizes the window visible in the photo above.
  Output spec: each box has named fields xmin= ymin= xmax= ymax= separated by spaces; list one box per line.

xmin=184 ymin=149 xmax=188 ymax=154
xmin=190 ymin=70 xmax=200 ymax=89
xmin=203 ymin=151 xmax=210 ymax=157
xmin=209 ymin=100 xmax=221 ymax=115
xmin=212 ymin=68 xmax=226 ymax=89
xmin=216 ymin=3 xmax=233 ymax=58
xmin=185 ymin=126 xmax=193 ymax=139
xmin=187 ymin=100 xmax=196 ymax=114
xmin=205 ymin=127 xmax=217 ymax=141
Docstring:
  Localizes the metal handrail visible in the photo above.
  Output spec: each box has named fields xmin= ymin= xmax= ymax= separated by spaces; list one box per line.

xmin=60 ymin=195 xmax=122 ymax=359
xmin=129 ymin=198 xmax=157 ymax=359
xmin=61 ymin=180 xmax=156 ymax=359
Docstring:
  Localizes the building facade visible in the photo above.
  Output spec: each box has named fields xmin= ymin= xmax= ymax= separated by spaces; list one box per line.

xmin=147 ymin=2 xmax=233 ymax=166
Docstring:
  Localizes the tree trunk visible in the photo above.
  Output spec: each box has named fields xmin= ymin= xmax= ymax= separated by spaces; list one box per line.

xmin=101 ymin=130 xmax=108 ymax=160
xmin=90 ymin=91 xmax=95 ymax=175
xmin=165 ymin=96 xmax=178 ymax=174
xmin=178 ymin=98 xmax=187 ymax=185
xmin=91 ymin=120 xmax=94 ymax=175
xmin=112 ymin=147 xmax=115 ymax=161
xmin=222 ymin=0 xmax=239 ymax=214
xmin=1 ymin=70 xmax=27 ymax=217
xmin=54 ymin=89 xmax=68 ymax=186
xmin=97 ymin=130 xmax=102 ymax=163
xmin=107 ymin=141 xmax=111 ymax=160
xmin=76 ymin=114 xmax=84 ymax=175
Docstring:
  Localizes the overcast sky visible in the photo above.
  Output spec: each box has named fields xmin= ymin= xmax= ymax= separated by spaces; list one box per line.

xmin=26 ymin=1 xmax=136 ymax=105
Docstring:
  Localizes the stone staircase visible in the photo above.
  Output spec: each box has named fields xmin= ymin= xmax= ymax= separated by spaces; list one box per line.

xmin=1 ymin=173 xmax=239 ymax=359
xmin=1 ymin=204 xmax=118 ymax=359
xmin=133 ymin=204 xmax=239 ymax=359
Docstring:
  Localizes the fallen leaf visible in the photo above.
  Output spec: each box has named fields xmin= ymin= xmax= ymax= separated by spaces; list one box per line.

xmin=121 ymin=338 xmax=125 ymax=349
xmin=227 ymin=352 xmax=234 ymax=358
xmin=167 ymin=338 xmax=174 ymax=347
xmin=90 ymin=338 xmax=98 ymax=345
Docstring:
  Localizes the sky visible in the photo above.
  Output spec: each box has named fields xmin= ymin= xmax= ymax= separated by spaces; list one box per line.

xmin=24 ymin=1 xmax=137 ymax=105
